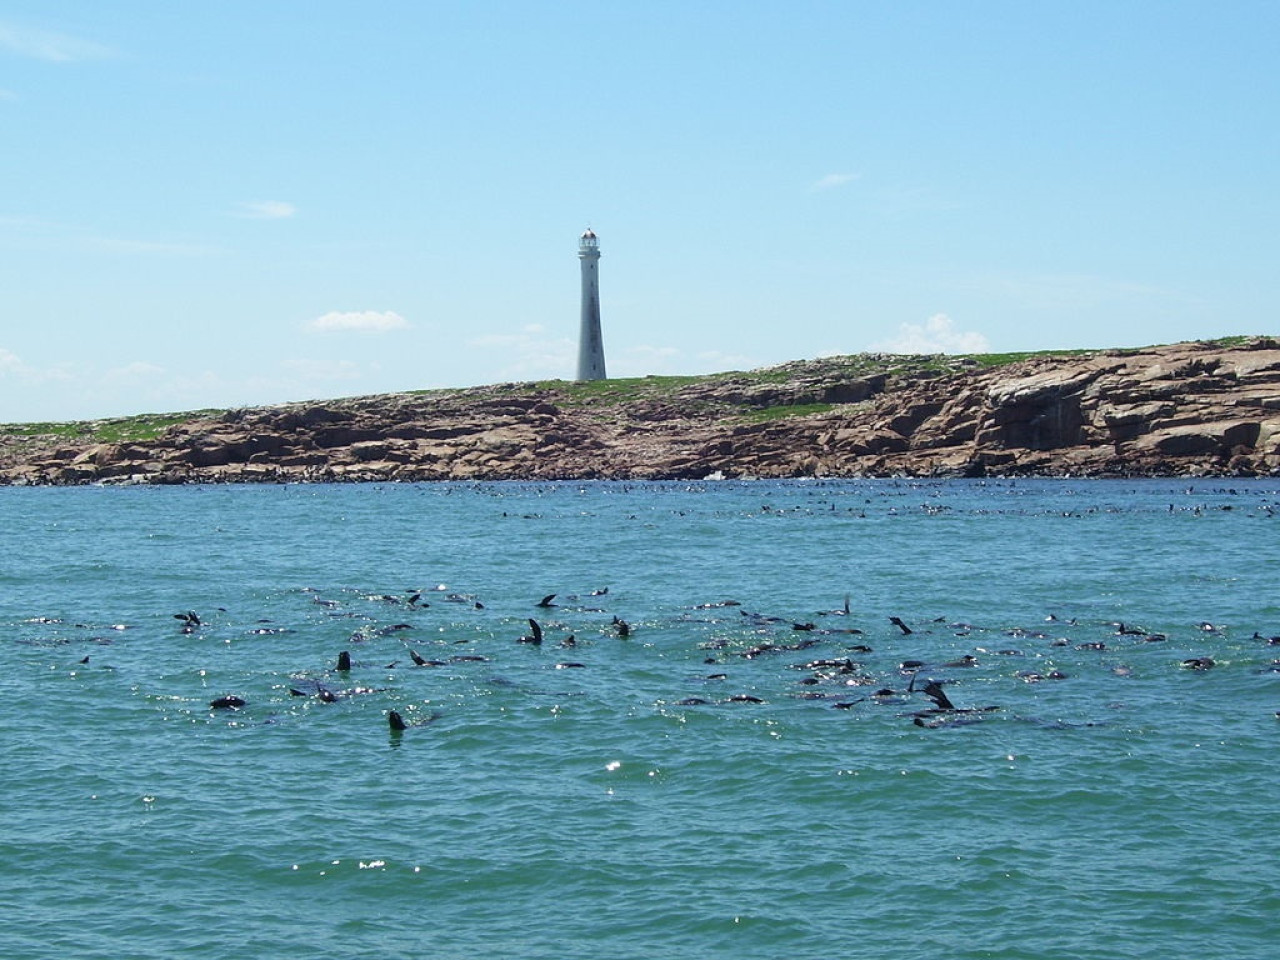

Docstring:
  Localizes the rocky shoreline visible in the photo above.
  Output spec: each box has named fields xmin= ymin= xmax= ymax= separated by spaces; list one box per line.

xmin=3 ymin=338 xmax=1279 ymax=485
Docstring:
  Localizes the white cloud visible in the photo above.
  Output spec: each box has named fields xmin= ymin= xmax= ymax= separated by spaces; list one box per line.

xmin=306 ymin=310 xmax=410 ymax=333
xmin=627 ymin=345 xmax=680 ymax=363
xmin=960 ymin=271 xmax=1182 ymax=311
xmin=609 ymin=344 xmax=683 ymax=377
xmin=0 ymin=347 xmax=72 ymax=383
xmin=86 ymin=235 xmax=216 ymax=256
xmin=695 ymin=349 xmax=751 ymax=370
xmin=870 ymin=313 xmax=990 ymax=355
xmin=467 ymin=326 xmax=573 ymax=380
xmin=102 ymin=361 xmax=166 ymax=385
xmin=468 ymin=324 xmax=547 ymax=349
xmin=811 ymin=172 xmax=860 ymax=191
xmin=234 ymin=200 xmax=297 ymax=220
xmin=0 ymin=22 xmax=113 ymax=62
xmin=280 ymin=357 xmax=367 ymax=382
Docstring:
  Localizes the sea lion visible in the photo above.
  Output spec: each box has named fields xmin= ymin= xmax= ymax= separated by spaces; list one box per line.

xmin=210 ymin=695 xmax=245 ymax=710
xmin=889 ymin=616 xmax=913 ymax=635
xmin=920 ymin=680 xmax=956 ymax=711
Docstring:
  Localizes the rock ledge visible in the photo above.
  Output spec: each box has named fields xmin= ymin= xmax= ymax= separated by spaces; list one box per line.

xmin=3 ymin=338 xmax=1278 ymax=485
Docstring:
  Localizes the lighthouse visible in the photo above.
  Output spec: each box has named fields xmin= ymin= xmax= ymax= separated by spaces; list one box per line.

xmin=576 ymin=228 xmax=606 ymax=381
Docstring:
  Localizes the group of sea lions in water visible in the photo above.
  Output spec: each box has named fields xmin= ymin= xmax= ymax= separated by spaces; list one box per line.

xmin=184 ymin=583 xmax=1280 ymax=733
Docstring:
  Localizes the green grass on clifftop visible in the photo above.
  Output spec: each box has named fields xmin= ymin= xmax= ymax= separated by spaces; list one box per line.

xmin=4 ymin=411 xmax=219 ymax=445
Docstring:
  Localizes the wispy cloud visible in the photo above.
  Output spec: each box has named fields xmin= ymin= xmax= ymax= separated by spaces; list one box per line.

xmin=0 ymin=215 xmax=216 ymax=256
xmin=959 ymin=271 xmax=1185 ymax=311
xmin=695 ymin=349 xmax=751 ymax=371
xmin=468 ymin=323 xmax=548 ymax=349
xmin=306 ymin=310 xmax=410 ymax=333
xmin=870 ymin=313 xmax=990 ymax=355
xmin=280 ymin=356 xmax=367 ymax=382
xmin=234 ymin=200 xmax=297 ymax=220
xmin=102 ymin=361 xmax=166 ymax=385
xmin=467 ymin=324 xmax=574 ymax=379
xmin=0 ymin=88 xmax=17 ymax=102
xmin=599 ymin=346 xmax=752 ymax=378
xmin=0 ymin=21 xmax=113 ymax=62
xmin=811 ymin=172 xmax=860 ymax=192
xmin=0 ymin=347 xmax=73 ymax=384
xmin=625 ymin=345 xmax=680 ymax=364
xmin=85 ymin=235 xmax=217 ymax=256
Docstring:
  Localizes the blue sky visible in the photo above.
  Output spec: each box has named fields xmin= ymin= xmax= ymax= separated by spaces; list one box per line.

xmin=2 ymin=1 xmax=1277 ymax=422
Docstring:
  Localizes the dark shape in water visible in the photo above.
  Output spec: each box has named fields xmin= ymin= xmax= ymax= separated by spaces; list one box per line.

xmin=920 ymin=680 xmax=956 ymax=712
xmin=889 ymin=616 xmax=913 ymax=635
xmin=210 ymin=695 xmax=245 ymax=710
xmin=336 ymin=651 xmax=352 ymax=672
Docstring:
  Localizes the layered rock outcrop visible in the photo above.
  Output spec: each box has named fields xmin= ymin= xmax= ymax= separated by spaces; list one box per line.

xmin=2 ymin=338 xmax=1278 ymax=485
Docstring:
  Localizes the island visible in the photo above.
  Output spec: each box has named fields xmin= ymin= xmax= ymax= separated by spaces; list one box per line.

xmin=2 ymin=337 xmax=1277 ymax=485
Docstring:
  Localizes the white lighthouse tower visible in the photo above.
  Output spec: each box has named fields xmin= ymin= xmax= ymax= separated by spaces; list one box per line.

xmin=576 ymin=228 xmax=606 ymax=381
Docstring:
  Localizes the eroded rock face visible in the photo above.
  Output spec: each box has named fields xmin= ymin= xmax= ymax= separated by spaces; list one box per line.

xmin=3 ymin=339 xmax=1279 ymax=485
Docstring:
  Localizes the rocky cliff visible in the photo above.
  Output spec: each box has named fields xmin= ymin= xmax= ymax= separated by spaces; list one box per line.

xmin=3 ymin=338 xmax=1279 ymax=485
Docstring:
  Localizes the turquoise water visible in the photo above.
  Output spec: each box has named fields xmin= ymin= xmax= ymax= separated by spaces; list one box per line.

xmin=2 ymin=479 xmax=1277 ymax=959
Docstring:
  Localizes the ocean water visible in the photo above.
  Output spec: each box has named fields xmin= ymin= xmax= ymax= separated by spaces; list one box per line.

xmin=1 ymin=478 xmax=1277 ymax=960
